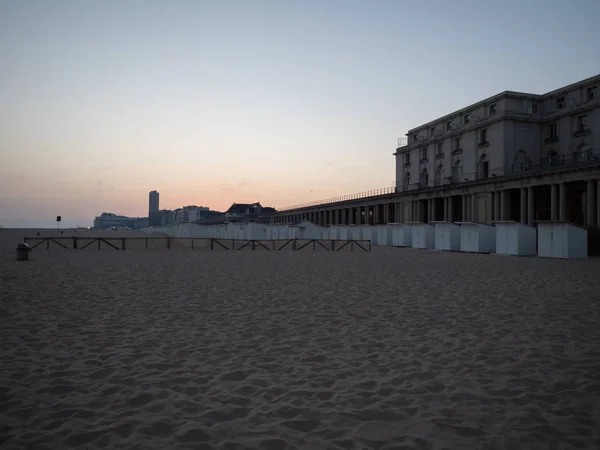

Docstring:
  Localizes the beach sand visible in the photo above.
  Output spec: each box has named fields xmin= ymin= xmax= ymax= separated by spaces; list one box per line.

xmin=1 ymin=228 xmax=600 ymax=449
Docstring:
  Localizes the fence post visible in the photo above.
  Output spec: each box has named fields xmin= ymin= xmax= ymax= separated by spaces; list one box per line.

xmin=145 ymin=238 xmax=148 ymax=250
xmin=191 ymin=239 xmax=194 ymax=250
xmin=252 ymin=240 xmax=256 ymax=250
xmin=167 ymin=238 xmax=171 ymax=250
xmin=73 ymin=237 xmax=77 ymax=249
xmin=210 ymin=238 xmax=214 ymax=250
xmin=122 ymin=238 xmax=126 ymax=250
xmin=97 ymin=238 xmax=101 ymax=250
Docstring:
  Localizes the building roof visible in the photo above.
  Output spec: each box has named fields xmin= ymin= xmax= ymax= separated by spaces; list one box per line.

xmin=225 ymin=202 xmax=261 ymax=215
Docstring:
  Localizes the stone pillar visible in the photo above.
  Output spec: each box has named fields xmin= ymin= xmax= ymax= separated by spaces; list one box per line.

xmin=427 ymin=199 xmax=433 ymax=223
xmin=500 ymin=191 xmax=506 ymax=221
xmin=398 ymin=202 xmax=404 ymax=223
xmin=520 ymin=188 xmax=527 ymax=224
xmin=448 ymin=197 xmax=454 ymax=222
xmin=559 ymin=183 xmax=567 ymax=221
xmin=471 ymin=194 xmax=477 ymax=222
xmin=383 ymin=204 xmax=389 ymax=225
xmin=461 ymin=195 xmax=467 ymax=222
xmin=443 ymin=197 xmax=449 ymax=222
xmin=494 ymin=192 xmax=500 ymax=222
xmin=550 ymin=184 xmax=557 ymax=221
xmin=586 ymin=180 xmax=595 ymax=228
xmin=597 ymin=181 xmax=600 ymax=228
xmin=527 ymin=187 xmax=534 ymax=226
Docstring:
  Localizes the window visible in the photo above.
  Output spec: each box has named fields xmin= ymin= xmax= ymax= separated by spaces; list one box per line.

xmin=436 ymin=142 xmax=444 ymax=157
xmin=588 ymin=86 xmax=597 ymax=100
xmin=430 ymin=127 xmax=436 ymax=137
xmin=404 ymin=153 xmax=411 ymax=165
xmin=452 ymin=160 xmax=463 ymax=182
xmin=548 ymin=123 xmax=557 ymax=138
xmin=420 ymin=147 xmax=428 ymax=161
xmin=556 ymin=96 xmax=565 ymax=109
xmin=575 ymin=143 xmax=591 ymax=162
xmin=446 ymin=121 xmax=452 ymax=131
xmin=413 ymin=134 xmax=419 ymax=143
xmin=420 ymin=168 xmax=429 ymax=188
xmin=479 ymin=129 xmax=487 ymax=144
xmin=454 ymin=137 xmax=461 ymax=150
xmin=479 ymin=154 xmax=489 ymax=178
xmin=463 ymin=114 xmax=470 ymax=124
xmin=548 ymin=150 xmax=559 ymax=166
xmin=435 ymin=165 xmax=444 ymax=185
xmin=578 ymin=115 xmax=588 ymax=132
xmin=489 ymin=104 xmax=497 ymax=115
xmin=403 ymin=172 xmax=411 ymax=190
xmin=532 ymin=103 xmax=538 ymax=113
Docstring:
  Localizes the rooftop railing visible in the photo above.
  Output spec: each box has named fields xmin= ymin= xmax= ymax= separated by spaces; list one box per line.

xmin=276 ymin=148 xmax=599 ymax=212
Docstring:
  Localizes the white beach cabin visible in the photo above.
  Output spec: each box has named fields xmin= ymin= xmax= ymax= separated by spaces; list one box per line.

xmin=338 ymin=226 xmax=350 ymax=240
xmin=376 ymin=225 xmax=394 ymax=246
xmin=536 ymin=221 xmax=587 ymax=259
xmin=291 ymin=221 xmax=325 ymax=240
xmin=361 ymin=226 xmax=378 ymax=245
xmin=328 ymin=225 xmax=342 ymax=240
xmin=456 ymin=222 xmax=496 ymax=253
xmin=409 ymin=222 xmax=435 ymax=249
xmin=391 ymin=224 xmax=412 ymax=247
xmin=432 ymin=221 xmax=461 ymax=251
xmin=493 ymin=221 xmax=537 ymax=256
xmin=350 ymin=225 xmax=362 ymax=241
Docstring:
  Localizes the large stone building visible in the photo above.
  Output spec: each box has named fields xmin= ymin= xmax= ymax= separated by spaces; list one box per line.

xmin=267 ymin=74 xmax=600 ymax=235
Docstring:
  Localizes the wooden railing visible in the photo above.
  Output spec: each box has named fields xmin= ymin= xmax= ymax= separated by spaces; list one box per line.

xmin=22 ymin=237 xmax=372 ymax=252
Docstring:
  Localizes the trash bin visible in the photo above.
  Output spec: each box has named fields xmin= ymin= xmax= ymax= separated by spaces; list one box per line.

xmin=16 ymin=243 xmax=30 ymax=261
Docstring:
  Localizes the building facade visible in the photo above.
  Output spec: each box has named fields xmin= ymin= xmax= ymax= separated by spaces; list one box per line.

xmin=266 ymin=74 xmax=600 ymax=239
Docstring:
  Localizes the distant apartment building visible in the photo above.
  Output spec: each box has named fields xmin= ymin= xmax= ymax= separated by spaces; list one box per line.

xmin=93 ymin=213 xmax=148 ymax=229
xmin=147 ymin=206 xmax=224 ymax=226
xmin=148 ymin=190 xmax=161 ymax=226
xmin=149 ymin=190 xmax=159 ymax=214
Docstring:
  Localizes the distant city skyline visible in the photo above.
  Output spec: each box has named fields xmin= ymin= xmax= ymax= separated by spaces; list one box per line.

xmin=2 ymin=0 xmax=600 ymax=228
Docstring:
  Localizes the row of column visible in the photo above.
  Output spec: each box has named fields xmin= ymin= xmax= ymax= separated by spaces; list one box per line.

xmin=273 ymin=180 xmax=600 ymax=228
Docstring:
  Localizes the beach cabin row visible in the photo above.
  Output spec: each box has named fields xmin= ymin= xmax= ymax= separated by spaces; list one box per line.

xmin=145 ymin=221 xmax=329 ymax=241
xmin=361 ymin=221 xmax=587 ymax=259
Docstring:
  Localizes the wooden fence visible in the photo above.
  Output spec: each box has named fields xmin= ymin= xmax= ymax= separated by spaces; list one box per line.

xmin=22 ymin=237 xmax=372 ymax=252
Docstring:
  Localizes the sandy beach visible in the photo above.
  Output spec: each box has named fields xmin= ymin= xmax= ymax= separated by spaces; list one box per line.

xmin=1 ymin=228 xmax=600 ymax=449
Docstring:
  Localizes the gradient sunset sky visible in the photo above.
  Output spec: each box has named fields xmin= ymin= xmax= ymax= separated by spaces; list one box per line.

xmin=1 ymin=0 xmax=599 ymax=227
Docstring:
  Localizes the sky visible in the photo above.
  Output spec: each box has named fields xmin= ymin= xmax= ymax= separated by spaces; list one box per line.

xmin=1 ymin=0 xmax=599 ymax=228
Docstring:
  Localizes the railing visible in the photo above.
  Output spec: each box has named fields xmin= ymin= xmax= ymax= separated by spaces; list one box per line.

xmin=276 ymin=148 xmax=600 ymax=212
xmin=279 ymin=185 xmax=397 ymax=211
xmin=22 ymin=237 xmax=371 ymax=252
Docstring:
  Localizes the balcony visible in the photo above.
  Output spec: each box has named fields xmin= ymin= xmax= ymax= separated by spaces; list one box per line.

xmin=452 ymin=148 xmax=463 ymax=155
xmin=420 ymin=157 xmax=429 ymax=164
xmin=435 ymin=153 xmax=444 ymax=160
xmin=477 ymin=140 xmax=489 ymax=149
xmin=404 ymin=162 xmax=411 ymax=167
xmin=544 ymin=136 xmax=559 ymax=144
xmin=574 ymin=129 xmax=591 ymax=137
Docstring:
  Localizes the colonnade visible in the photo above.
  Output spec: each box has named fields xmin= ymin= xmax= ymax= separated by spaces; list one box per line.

xmin=271 ymin=179 xmax=600 ymax=229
